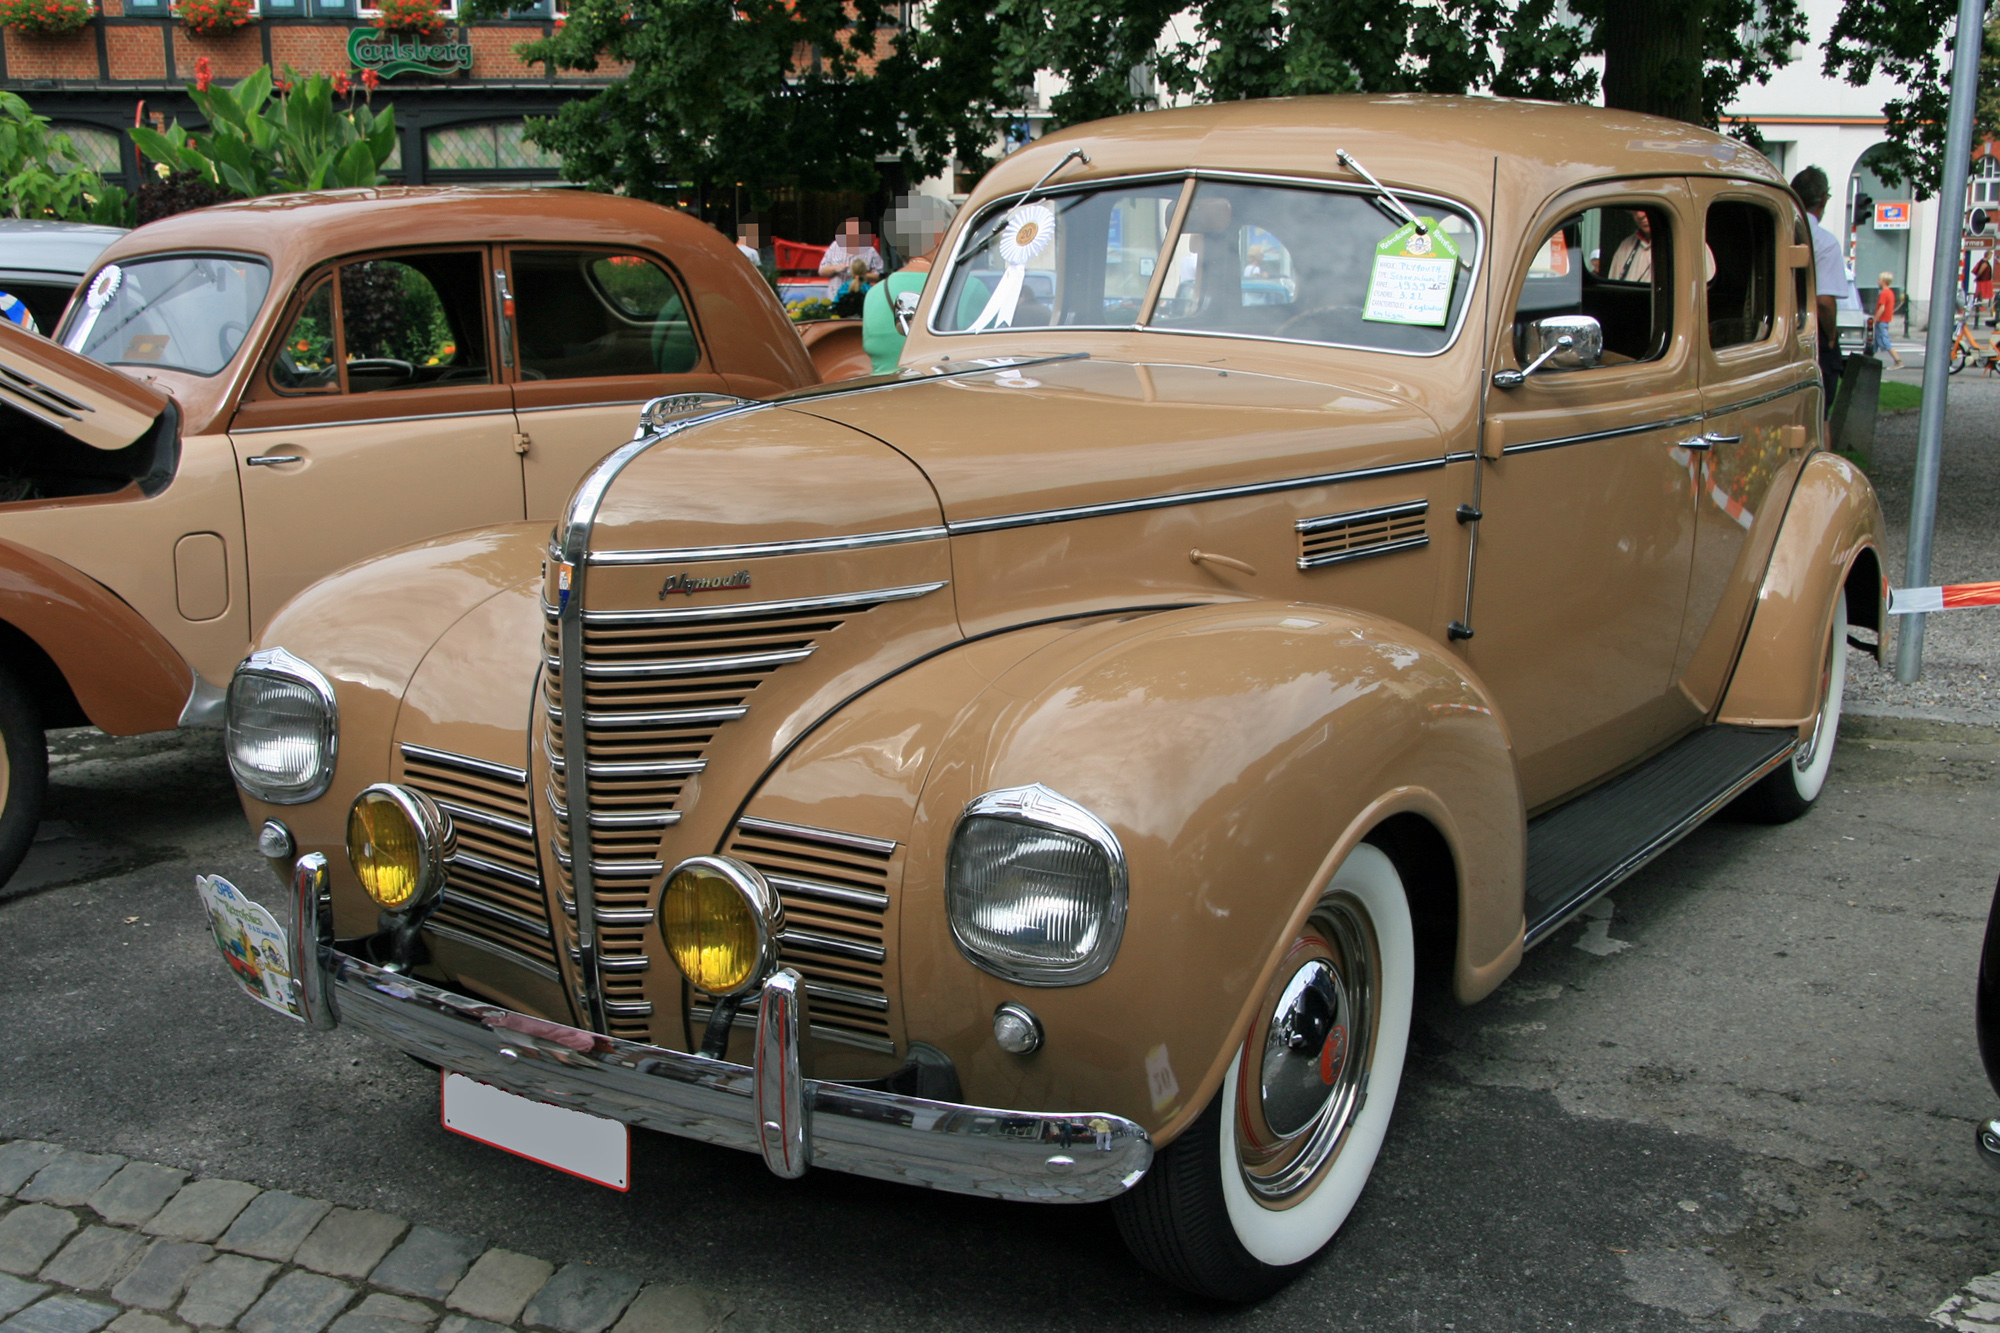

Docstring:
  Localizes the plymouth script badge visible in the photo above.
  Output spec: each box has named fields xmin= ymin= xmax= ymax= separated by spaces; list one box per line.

xmin=658 ymin=569 xmax=751 ymax=600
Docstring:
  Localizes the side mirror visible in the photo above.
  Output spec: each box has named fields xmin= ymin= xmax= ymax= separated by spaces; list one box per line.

xmin=1493 ymin=314 xmax=1604 ymax=388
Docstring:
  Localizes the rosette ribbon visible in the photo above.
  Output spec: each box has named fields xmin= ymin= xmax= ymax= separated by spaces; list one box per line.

xmin=967 ymin=203 xmax=1056 ymax=332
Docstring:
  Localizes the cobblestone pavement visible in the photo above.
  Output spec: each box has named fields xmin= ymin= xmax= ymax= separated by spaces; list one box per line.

xmin=0 ymin=1140 xmax=725 ymax=1333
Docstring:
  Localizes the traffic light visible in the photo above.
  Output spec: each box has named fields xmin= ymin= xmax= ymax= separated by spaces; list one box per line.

xmin=1855 ymin=191 xmax=1875 ymax=225
xmin=1974 ymin=208 xmax=1991 ymax=234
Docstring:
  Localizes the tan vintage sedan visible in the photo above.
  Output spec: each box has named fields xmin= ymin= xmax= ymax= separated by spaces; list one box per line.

xmin=203 ymin=98 xmax=1884 ymax=1300
xmin=0 ymin=187 xmax=822 ymax=883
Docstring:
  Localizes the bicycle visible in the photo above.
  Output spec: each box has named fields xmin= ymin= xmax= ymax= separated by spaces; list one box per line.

xmin=1951 ymin=317 xmax=1997 ymax=374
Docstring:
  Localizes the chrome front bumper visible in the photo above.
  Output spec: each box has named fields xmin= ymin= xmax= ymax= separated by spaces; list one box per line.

xmin=283 ymin=856 xmax=1152 ymax=1204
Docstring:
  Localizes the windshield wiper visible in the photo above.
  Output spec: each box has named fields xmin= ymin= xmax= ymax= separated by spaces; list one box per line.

xmin=1337 ymin=148 xmax=1427 ymax=236
xmin=960 ymin=147 xmax=1092 ymax=265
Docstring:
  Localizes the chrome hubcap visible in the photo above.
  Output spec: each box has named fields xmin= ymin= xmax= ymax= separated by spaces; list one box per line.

xmin=1235 ymin=892 xmax=1378 ymax=1205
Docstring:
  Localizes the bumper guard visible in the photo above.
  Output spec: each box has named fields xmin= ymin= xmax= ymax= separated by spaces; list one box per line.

xmin=286 ymin=855 xmax=1152 ymax=1203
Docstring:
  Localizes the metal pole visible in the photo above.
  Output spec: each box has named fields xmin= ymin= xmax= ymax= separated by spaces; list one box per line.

xmin=1896 ymin=0 xmax=1989 ymax=682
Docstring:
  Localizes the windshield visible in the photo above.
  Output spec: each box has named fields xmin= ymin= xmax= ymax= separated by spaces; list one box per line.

xmin=934 ymin=176 xmax=1480 ymax=355
xmin=62 ymin=254 xmax=272 ymax=377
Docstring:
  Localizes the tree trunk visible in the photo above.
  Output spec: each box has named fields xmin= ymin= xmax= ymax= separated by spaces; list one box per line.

xmin=1601 ymin=0 xmax=1712 ymax=124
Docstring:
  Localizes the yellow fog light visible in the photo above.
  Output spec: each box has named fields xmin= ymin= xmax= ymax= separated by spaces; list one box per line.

xmin=660 ymin=856 xmax=782 ymax=997
xmin=347 ymin=785 xmax=454 ymax=913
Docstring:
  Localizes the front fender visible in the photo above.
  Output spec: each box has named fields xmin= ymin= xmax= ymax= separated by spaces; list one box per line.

xmin=744 ymin=603 xmax=1524 ymax=1143
xmin=1718 ymin=452 xmax=1885 ymax=728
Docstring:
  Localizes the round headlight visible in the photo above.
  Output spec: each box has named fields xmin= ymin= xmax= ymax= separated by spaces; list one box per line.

xmin=660 ymin=856 xmax=781 ymax=997
xmin=347 ymin=785 xmax=454 ymax=913
xmin=946 ymin=783 xmax=1127 ymax=986
xmin=226 ymin=648 xmax=337 ymax=804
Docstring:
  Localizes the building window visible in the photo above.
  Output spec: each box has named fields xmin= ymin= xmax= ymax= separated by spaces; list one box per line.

xmin=425 ymin=121 xmax=561 ymax=173
xmin=1971 ymin=156 xmax=2000 ymax=207
xmin=50 ymin=124 xmax=122 ymax=176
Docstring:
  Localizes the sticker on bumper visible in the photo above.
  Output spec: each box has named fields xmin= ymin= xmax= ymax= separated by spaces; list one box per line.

xmin=195 ymin=874 xmax=302 ymax=1021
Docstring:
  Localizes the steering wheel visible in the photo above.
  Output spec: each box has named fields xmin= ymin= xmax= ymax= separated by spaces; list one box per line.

xmin=217 ymin=322 xmax=247 ymax=359
xmin=346 ymin=358 xmax=415 ymax=379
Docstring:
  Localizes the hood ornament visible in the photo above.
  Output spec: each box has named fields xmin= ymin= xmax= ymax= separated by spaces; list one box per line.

xmin=659 ymin=569 xmax=752 ymax=600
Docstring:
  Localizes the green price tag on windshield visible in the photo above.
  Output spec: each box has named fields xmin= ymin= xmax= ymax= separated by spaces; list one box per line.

xmin=1363 ymin=218 xmax=1460 ymax=327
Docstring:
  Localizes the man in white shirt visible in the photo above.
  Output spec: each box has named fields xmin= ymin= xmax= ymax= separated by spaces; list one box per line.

xmin=1792 ymin=166 xmax=1859 ymax=413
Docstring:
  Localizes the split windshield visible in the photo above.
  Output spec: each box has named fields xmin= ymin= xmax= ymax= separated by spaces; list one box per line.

xmin=933 ymin=176 xmax=1480 ymax=355
xmin=63 ymin=254 xmax=273 ymax=377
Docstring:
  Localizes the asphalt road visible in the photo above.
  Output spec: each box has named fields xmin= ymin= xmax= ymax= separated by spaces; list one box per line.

xmin=0 ymin=700 xmax=1993 ymax=1332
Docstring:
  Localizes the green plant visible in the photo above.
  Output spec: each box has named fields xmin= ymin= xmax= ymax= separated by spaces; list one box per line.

xmin=1879 ymin=380 xmax=1923 ymax=413
xmin=177 ymin=0 xmax=253 ymax=35
xmin=374 ymin=0 xmax=444 ymax=34
xmin=129 ymin=66 xmax=396 ymax=197
xmin=0 ymin=0 xmax=93 ymax=37
xmin=0 ymin=91 xmax=130 ymax=224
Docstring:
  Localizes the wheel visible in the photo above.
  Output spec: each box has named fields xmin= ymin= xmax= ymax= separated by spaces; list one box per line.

xmin=1113 ymin=843 xmax=1414 ymax=1301
xmin=1952 ymin=343 xmax=1969 ymax=374
xmin=1732 ymin=588 xmax=1847 ymax=824
xmin=0 ymin=658 xmax=45 ymax=887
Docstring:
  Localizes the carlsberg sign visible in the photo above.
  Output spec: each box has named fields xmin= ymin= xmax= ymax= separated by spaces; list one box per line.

xmin=348 ymin=27 xmax=473 ymax=78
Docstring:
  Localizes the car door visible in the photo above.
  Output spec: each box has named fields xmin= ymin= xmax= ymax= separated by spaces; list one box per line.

xmin=503 ymin=246 xmax=737 ymax=520
xmin=1466 ymin=182 xmax=1706 ymax=810
xmin=227 ymin=250 xmax=525 ymax=634
xmin=1674 ymin=180 xmax=1819 ymax=713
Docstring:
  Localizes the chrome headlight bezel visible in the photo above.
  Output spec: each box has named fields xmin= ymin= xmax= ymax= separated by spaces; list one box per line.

xmin=945 ymin=783 xmax=1129 ymax=987
xmin=347 ymin=783 xmax=456 ymax=914
xmin=225 ymin=647 xmax=338 ymax=805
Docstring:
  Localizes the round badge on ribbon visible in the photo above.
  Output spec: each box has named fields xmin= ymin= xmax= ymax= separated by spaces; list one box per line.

xmin=968 ymin=203 xmax=1056 ymax=332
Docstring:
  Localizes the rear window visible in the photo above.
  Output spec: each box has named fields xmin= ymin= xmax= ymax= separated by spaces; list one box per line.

xmin=62 ymin=254 xmax=272 ymax=377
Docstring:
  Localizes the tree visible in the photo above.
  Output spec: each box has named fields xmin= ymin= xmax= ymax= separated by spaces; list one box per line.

xmin=1824 ymin=0 xmax=2000 ymax=198
xmin=0 ymin=92 xmax=129 ymax=225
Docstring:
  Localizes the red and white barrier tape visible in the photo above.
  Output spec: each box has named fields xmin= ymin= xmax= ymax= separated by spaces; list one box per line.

xmin=1890 ymin=581 xmax=2000 ymax=614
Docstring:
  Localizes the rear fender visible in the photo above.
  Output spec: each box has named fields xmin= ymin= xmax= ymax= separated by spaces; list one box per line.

xmin=0 ymin=537 xmax=191 ymax=735
xmin=1718 ymin=452 xmax=1885 ymax=728
xmin=745 ymin=603 xmax=1525 ymax=1143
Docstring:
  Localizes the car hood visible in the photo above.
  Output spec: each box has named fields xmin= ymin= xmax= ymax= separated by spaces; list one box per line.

xmin=0 ymin=320 xmax=175 ymax=452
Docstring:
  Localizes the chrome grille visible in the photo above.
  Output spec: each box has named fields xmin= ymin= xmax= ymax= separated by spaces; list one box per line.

xmin=544 ymin=582 xmax=942 ymax=1041
xmin=400 ymin=743 xmax=556 ymax=980
xmin=1297 ymin=500 xmax=1429 ymax=570
xmin=720 ymin=815 xmax=897 ymax=1054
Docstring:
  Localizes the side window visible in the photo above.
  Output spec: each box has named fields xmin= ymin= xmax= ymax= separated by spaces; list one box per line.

xmin=1705 ymin=201 xmax=1778 ymax=349
xmin=1514 ymin=205 xmax=1674 ymax=367
xmin=338 ymin=253 xmax=491 ymax=393
xmin=269 ymin=280 xmax=337 ymax=395
xmin=510 ymin=250 xmax=701 ymax=380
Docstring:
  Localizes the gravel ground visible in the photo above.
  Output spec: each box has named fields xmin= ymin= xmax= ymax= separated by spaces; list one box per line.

xmin=1839 ymin=361 xmax=2000 ymax=725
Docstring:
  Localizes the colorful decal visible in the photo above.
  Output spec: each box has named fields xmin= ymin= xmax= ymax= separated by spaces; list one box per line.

xmin=195 ymin=874 xmax=302 ymax=1021
xmin=1145 ymin=1042 xmax=1180 ymax=1112
xmin=1874 ymin=202 xmax=1912 ymax=231
xmin=1363 ymin=218 xmax=1460 ymax=327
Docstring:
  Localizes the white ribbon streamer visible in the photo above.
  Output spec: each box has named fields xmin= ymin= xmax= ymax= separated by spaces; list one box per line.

xmin=967 ymin=204 xmax=1056 ymax=332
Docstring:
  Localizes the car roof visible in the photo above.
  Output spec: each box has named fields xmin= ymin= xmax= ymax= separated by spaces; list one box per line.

xmin=974 ymin=95 xmax=1787 ymax=223
xmin=89 ymin=187 xmax=729 ymax=272
xmin=0 ymin=220 xmax=130 ymax=278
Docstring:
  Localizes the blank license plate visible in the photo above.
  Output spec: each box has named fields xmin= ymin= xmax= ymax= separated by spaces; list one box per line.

xmin=440 ymin=1072 xmax=630 ymax=1191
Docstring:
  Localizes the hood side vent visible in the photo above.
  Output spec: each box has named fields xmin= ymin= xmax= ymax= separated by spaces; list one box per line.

xmin=1296 ymin=500 xmax=1429 ymax=571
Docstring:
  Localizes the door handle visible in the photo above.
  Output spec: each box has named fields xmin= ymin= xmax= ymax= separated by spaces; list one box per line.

xmin=245 ymin=454 xmax=302 ymax=467
xmin=1678 ymin=436 xmax=1713 ymax=451
xmin=1700 ymin=432 xmax=1742 ymax=445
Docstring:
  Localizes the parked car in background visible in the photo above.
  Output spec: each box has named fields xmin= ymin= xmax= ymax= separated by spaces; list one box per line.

xmin=0 ymin=187 xmax=828 ymax=885
xmin=0 ymin=219 xmax=127 ymax=335
xmin=204 ymin=99 xmax=1883 ymax=1301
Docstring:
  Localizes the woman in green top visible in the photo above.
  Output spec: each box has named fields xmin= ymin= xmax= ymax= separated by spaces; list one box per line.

xmin=864 ymin=194 xmax=958 ymax=374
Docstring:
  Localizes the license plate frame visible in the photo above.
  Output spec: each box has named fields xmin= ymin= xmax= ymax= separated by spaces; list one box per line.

xmin=440 ymin=1072 xmax=630 ymax=1191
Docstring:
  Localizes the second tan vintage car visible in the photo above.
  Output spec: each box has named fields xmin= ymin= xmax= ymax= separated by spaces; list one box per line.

xmin=0 ymin=187 xmax=826 ymax=883
xmin=204 ymin=98 xmax=1883 ymax=1299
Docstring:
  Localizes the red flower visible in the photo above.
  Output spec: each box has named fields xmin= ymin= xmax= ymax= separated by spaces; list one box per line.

xmin=360 ymin=67 xmax=380 ymax=90
xmin=193 ymin=54 xmax=212 ymax=89
xmin=332 ymin=69 xmax=351 ymax=94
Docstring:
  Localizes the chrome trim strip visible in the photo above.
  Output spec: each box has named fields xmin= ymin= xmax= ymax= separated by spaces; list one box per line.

xmin=947 ymin=457 xmax=1451 ymax=536
xmin=1295 ymin=499 xmax=1429 ymax=535
xmin=805 ymin=981 xmax=890 ymax=1013
xmin=574 ymin=647 xmax=816 ymax=679
xmin=549 ymin=704 xmax=749 ymax=729
xmin=779 ymin=928 xmax=888 ymax=964
xmin=295 ymin=904 xmax=1151 ymax=1202
xmin=438 ymin=890 xmax=554 ymax=941
xmin=1298 ymin=534 xmax=1431 ymax=571
xmin=435 ymin=800 xmax=534 ymax=840
xmin=400 ymin=743 xmax=529 ymax=787
xmin=926 ymin=169 xmax=1485 ymax=359
xmin=423 ymin=923 xmax=562 ymax=983
xmin=448 ymin=852 xmax=542 ymax=892
xmin=556 ymin=397 xmax=769 ymax=1034
xmin=604 ymin=999 xmax=654 ymax=1019
xmin=232 ymin=408 xmax=514 ymax=435
xmin=735 ymin=815 xmax=899 ymax=856
xmin=1709 ymin=378 xmax=1819 ymax=417
xmin=550 ymin=844 xmax=665 ymax=878
xmin=597 ymin=954 xmax=650 ymax=973
xmin=1500 ymin=413 xmax=1706 ymax=457
xmin=565 ymin=582 xmax=947 ymax=628
xmin=767 ymin=872 xmax=891 ymax=911
xmin=595 ymin=907 xmax=656 ymax=925
xmin=585 ymin=759 xmax=707 ymax=778
xmin=588 ymin=526 xmax=949 ymax=566
xmin=515 ymin=398 xmax=647 ymax=415
xmin=590 ymin=810 xmax=680 ymax=830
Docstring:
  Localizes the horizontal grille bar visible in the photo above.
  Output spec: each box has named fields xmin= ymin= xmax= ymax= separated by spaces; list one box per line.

xmin=549 ymin=704 xmax=749 ymax=729
xmin=735 ymin=816 xmax=898 ymax=856
xmin=436 ymin=800 xmax=533 ymax=840
xmin=1298 ymin=534 xmax=1429 ymax=571
xmin=1295 ymin=499 xmax=1430 ymax=535
xmin=400 ymin=743 xmax=529 ymax=786
xmin=767 ymin=872 xmax=890 ymax=911
xmin=554 ymin=581 xmax=946 ymax=627
xmin=780 ymin=928 xmax=886 ymax=964
xmin=423 ymin=923 xmax=560 ymax=983
xmin=554 ymin=646 xmax=817 ymax=679
xmin=450 ymin=852 xmax=541 ymax=891
xmin=604 ymin=999 xmax=654 ymax=1019
xmin=440 ymin=890 xmax=552 ymax=941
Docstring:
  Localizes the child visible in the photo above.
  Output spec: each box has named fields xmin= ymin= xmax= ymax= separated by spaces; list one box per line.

xmin=1871 ymin=273 xmax=1903 ymax=368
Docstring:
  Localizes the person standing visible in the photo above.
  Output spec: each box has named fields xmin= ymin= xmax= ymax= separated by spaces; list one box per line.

xmin=864 ymin=194 xmax=957 ymax=374
xmin=1871 ymin=272 xmax=1904 ymax=368
xmin=1792 ymin=166 xmax=1861 ymax=414
xmin=1977 ymin=255 xmax=1994 ymax=324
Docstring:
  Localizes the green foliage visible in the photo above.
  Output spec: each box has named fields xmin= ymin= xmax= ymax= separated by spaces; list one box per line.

xmin=1879 ymin=380 xmax=1924 ymax=412
xmin=0 ymin=0 xmax=94 ymax=37
xmin=129 ymin=67 xmax=397 ymax=199
xmin=0 ymin=91 xmax=130 ymax=225
xmin=340 ymin=260 xmax=455 ymax=365
xmin=1825 ymin=0 xmax=2000 ymax=199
